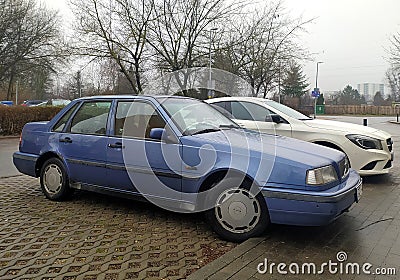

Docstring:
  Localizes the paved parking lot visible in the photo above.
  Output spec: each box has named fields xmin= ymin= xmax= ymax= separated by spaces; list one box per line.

xmin=189 ymin=171 xmax=400 ymax=280
xmin=0 ymin=137 xmax=19 ymax=177
xmin=0 ymin=176 xmax=235 ymax=279
xmin=1 ymin=116 xmax=399 ymax=279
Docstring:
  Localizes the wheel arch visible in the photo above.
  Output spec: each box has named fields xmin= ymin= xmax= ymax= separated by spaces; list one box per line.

xmin=35 ymin=152 xmax=64 ymax=177
xmin=198 ymin=168 xmax=258 ymax=193
xmin=196 ymin=168 xmax=262 ymax=211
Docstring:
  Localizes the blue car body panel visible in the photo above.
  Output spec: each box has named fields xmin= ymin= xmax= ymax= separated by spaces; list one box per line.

xmin=60 ymin=133 xmax=109 ymax=186
xmin=13 ymin=152 xmax=38 ymax=177
xmin=13 ymin=95 xmax=361 ymax=227
xmin=263 ymin=169 xmax=361 ymax=225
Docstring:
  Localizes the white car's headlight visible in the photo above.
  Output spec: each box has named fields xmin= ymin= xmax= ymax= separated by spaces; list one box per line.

xmin=346 ymin=134 xmax=383 ymax=150
xmin=306 ymin=165 xmax=338 ymax=185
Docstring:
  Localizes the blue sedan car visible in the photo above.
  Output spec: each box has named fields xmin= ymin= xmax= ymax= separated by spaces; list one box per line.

xmin=13 ymin=96 xmax=362 ymax=242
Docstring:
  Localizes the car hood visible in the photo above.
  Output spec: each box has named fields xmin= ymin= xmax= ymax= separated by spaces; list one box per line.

xmin=180 ymin=129 xmax=345 ymax=188
xmin=302 ymin=119 xmax=391 ymax=139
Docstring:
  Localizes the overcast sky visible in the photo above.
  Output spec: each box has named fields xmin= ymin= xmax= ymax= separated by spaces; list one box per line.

xmin=45 ymin=0 xmax=400 ymax=94
xmin=285 ymin=0 xmax=400 ymax=94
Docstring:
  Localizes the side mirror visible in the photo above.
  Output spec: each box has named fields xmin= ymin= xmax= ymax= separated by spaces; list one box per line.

xmin=149 ymin=128 xmax=165 ymax=140
xmin=267 ymin=114 xmax=282 ymax=124
xmin=149 ymin=128 xmax=178 ymax=144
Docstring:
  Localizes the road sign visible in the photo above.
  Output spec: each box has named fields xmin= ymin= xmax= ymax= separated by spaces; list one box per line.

xmin=311 ymin=91 xmax=320 ymax=98
xmin=311 ymin=87 xmax=320 ymax=98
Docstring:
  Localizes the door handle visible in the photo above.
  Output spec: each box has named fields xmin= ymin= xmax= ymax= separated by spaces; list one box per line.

xmin=108 ymin=142 xmax=124 ymax=149
xmin=59 ymin=137 xmax=72 ymax=143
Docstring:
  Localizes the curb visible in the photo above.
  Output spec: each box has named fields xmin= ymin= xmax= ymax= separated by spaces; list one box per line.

xmin=389 ymin=120 xmax=400 ymax=125
xmin=0 ymin=135 xmax=20 ymax=139
xmin=187 ymin=236 xmax=267 ymax=280
xmin=0 ymin=174 xmax=23 ymax=179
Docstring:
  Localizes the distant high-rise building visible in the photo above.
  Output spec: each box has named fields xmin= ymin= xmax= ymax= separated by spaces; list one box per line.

xmin=357 ymin=83 xmax=385 ymax=103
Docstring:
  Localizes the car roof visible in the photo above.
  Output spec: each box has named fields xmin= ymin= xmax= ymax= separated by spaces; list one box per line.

xmin=75 ymin=95 xmax=197 ymax=101
xmin=206 ymin=96 xmax=273 ymax=104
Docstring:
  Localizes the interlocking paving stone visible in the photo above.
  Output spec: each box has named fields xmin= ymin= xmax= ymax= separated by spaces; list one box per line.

xmin=187 ymin=122 xmax=400 ymax=280
xmin=191 ymin=171 xmax=400 ymax=278
xmin=0 ymin=176 xmax=236 ymax=279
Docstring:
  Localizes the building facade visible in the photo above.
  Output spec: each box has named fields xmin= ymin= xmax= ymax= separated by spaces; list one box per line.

xmin=357 ymin=83 xmax=385 ymax=103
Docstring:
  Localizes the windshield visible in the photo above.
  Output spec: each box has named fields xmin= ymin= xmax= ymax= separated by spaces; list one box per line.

xmin=159 ymin=98 xmax=239 ymax=135
xmin=264 ymin=100 xmax=312 ymax=120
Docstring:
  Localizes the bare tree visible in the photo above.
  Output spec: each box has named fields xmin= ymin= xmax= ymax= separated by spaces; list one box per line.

xmin=389 ymin=31 xmax=400 ymax=67
xmin=69 ymin=0 xmax=312 ymax=98
xmin=214 ymin=1 xmax=312 ymax=97
xmin=386 ymin=67 xmax=400 ymax=102
xmin=147 ymin=0 xmax=242 ymax=93
xmin=71 ymin=0 xmax=154 ymax=95
xmin=387 ymin=30 xmax=400 ymax=102
xmin=0 ymin=0 xmax=64 ymax=100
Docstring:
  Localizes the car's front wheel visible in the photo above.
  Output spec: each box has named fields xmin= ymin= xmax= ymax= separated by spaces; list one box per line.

xmin=205 ymin=179 xmax=269 ymax=242
xmin=40 ymin=158 xmax=73 ymax=201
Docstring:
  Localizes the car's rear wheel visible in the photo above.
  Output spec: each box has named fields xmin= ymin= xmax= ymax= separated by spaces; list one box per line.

xmin=40 ymin=158 xmax=73 ymax=201
xmin=205 ymin=179 xmax=269 ymax=242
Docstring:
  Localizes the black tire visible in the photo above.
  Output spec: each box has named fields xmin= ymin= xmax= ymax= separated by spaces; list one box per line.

xmin=204 ymin=178 xmax=270 ymax=242
xmin=40 ymin=158 xmax=73 ymax=201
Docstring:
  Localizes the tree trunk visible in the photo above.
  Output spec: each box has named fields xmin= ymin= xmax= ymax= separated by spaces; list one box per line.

xmin=6 ymin=73 xmax=14 ymax=101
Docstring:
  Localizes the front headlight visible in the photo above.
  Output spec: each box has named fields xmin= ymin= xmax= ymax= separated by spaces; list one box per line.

xmin=306 ymin=165 xmax=338 ymax=185
xmin=346 ymin=134 xmax=382 ymax=150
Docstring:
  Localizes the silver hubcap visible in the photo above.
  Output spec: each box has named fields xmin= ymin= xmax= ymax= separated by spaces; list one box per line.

xmin=215 ymin=189 xmax=261 ymax=234
xmin=43 ymin=164 xmax=63 ymax=194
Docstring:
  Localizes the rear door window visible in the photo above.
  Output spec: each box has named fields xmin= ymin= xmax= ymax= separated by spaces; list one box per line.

xmin=69 ymin=101 xmax=112 ymax=135
xmin=52 ymin=102 xmax=80 ymax=132
xmin=210 ymin=101 xmax=233 ymax=118
xmin=231 ymin=101 xmax=274 ymax=122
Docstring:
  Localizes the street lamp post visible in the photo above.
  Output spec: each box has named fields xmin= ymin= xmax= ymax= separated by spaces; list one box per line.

xmin=278 ymin=60 xmax=281 ymax=103
xmin=315 ymin=61 xmax=323 ymax=89
xmin=15 ymin=80 xmax=18 ymax=105
xmin=77 ymin=70 xmax=82 ymax=98
xmin=208 ymin=27 xmax=218 ymax=99
xmin=76 ymin=59 xmax=95 ymax=98
xmin=314 ymin=61 xmax=323 ymax=118
xmin=54 ymin=72 xmax=60 ymax=97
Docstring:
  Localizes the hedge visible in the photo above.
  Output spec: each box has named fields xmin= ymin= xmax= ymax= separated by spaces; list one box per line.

xmin=0 ymin=106 xmax=63 ymax=136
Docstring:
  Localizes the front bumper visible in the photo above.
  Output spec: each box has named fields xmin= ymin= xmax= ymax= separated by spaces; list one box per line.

xmin=348 ymin=146 xmax=393 ymax=176
xmin=261 ymin=170 xmax=362 ymax=226
xmin=356 ymin=150 xmax=393 ymax=176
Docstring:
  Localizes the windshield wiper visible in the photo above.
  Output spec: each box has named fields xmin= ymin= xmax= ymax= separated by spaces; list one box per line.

xmin=219 ymin=124 xmax=240 ymax=129
xmin=299 ymin=118 xmax=313 ymax=121
xmin=191 ymin=128 xmax=221 ymax=135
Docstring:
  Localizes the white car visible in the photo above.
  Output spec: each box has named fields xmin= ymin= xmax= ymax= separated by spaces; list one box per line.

xmin=34 ymin=99 xmax=71 ymax=107
xmin=206 ymin=97 xmax=393 ymax=176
